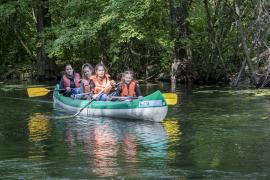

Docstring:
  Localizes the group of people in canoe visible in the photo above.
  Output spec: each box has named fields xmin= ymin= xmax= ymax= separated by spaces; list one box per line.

xmin=59 ymin=63 xmax=142 ymax=101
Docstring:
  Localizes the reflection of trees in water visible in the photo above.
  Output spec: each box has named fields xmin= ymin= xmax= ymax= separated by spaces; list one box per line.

xmin=64 ymin=118 xmax=182 ymax=177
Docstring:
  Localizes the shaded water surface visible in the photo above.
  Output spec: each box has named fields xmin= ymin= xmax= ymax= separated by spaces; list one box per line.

xmin=0 ymin=83 xmax=269 ymax=179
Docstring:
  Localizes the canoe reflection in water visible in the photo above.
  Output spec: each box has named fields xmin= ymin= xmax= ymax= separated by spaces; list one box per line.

xmin=64 ymin=118 xmax=138 ymax=177
xmin=64 ymin=117 xmax=180 ymax=177
xmin=91 ymin=124 xmax=118 ymax=176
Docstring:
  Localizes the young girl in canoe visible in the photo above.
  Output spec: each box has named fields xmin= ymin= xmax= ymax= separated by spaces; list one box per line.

xmin=78 ymin=63 xmax=94 ymax=99
xmin=90 ymin=63 xmax=116 ymax=101
xmin=59 ymin=64 xmax=81 ymax=97
xmin=112 ymin=70 xmax=142 ymax=100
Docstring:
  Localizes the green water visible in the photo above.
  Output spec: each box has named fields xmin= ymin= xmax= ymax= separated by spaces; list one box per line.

xmin=0 ymin=83 xmax=269 ymax=179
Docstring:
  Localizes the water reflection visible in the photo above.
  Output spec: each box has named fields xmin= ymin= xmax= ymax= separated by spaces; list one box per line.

xmin=64 ymin=119 xmax=119 ymax=177
xmin=162 ymin=119 xmax=181 ymax=160
xmin=28 ymin=113 xmax=50 ymax=142
xmin=63 ymin=118 xmax=182 ymax=177
xmin=123 ymin=134 xmax=137 ymax=163
xmin=28 ymin=113 xmax=50 ymax=159
xmin=163 ymin=119 xmax=181 ymax=144
xmin=91 ymin=124 xmax=118 ymax=177
xmin=135 ymin=123 xmax=168 ymax=159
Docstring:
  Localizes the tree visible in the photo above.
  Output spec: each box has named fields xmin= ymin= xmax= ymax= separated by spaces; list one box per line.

xmin=36 ymin=0 xmax=56 ymax=81
xmin=169 ymin=0 xmax=191 ymax=86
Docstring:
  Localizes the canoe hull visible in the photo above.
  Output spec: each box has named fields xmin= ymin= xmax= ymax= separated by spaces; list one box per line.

xmin=53 ymin=89 xmax=168 ymax=122
xmin=54 ymin=96 xmax=167 ymax=122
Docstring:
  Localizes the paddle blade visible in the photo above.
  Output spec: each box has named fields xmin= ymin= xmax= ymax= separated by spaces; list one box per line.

xmin=163 ymin=93 xmax=178 ymax=105
xmin=27 ymin=88 xmax=50 ymax=97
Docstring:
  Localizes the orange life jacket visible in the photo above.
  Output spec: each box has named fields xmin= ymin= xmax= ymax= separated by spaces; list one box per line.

xmin=120 ymin=80 xmax=136 ymax=97
xmin=63 ymin=73 xmax=81 ymax=89
xmin=91 ymin=74 xmax=111 ymax=94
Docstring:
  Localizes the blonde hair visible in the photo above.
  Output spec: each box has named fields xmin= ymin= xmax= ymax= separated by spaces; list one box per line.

xmin=95 ymin=63 xmax=108 ymax=73
xmin=81 ymin=63 xmax=94 ymax=79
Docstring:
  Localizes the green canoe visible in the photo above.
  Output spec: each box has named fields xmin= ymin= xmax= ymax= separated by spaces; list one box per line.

xmin=53 ymin=87 xmax=168 ymax=122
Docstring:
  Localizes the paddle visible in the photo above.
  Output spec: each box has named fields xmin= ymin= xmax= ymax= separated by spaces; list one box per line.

xmin=27 ymin=87 xmax=74 ymax=97
xmin=55 ymin=84 xmax=113 ymax=120
xmin=27 ymin=87 xmax=178 ymax=105
xmin=162 ymin=93 xmax=178 ymax=105
xmin=110 ymin=93 xmax=178 ymax=105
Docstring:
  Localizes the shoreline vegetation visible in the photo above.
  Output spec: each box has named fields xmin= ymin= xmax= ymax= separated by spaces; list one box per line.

xmin=0 ymin=1 xmax=269 ymax=88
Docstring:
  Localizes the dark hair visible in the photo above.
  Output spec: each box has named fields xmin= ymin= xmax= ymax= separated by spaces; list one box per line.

xmin=123 ymin=70 xmax=134 ymax=79
xmin=65 ymin=64 xmax=72 ymax=69
xmin=117 ymin=73 xmax=124 ymax=81
xmin=95 ymin=63 xmax=108 ymax=73
xmin=81 ymin=63 xmax=94 ymax=78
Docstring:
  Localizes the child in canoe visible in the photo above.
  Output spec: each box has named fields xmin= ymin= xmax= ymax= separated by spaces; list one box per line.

xmin=59 ymin=64 xmax=81 ymax=97
xmin=90 ymin=63 xmax=116 ymax=101
xmin=78 ymin=63 xmax=94 ymax=99
xmin=111 ymin=70 xmax=142 ymax=100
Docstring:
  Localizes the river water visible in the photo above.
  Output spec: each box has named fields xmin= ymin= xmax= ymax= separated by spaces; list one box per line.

xmin=0 ymin=83 xmax=269 ymax=179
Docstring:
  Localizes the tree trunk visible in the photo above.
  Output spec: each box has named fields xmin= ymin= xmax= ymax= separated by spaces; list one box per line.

xmin=234 ymin=0 xmax=258 ymax=86
xmin=233 ymin=59 xmax=247 ymax=87
xmin=204 ymin=0 xmax=230 ymax=79
xmin=36 ymin=0 xmax=56 ymax=81
xmin=169 ymin=0 xmax=190 ymax=85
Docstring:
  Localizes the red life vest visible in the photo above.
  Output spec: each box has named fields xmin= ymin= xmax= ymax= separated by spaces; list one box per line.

xmin=63 ymin=73 xmax=81 ymax=89
xmin=91 ymin=74 xmax=111 ymax=94
xmin=120 ymin=80 xmax=136 ymax=97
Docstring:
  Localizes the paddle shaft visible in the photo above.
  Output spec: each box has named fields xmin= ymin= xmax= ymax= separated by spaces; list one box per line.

xmin=27 ymin=87 xmax=82 ymax=97
xmin=73 ymin=83 xmax=113 ymax=117
xmin=55 ymin=88 xmax=78 ymax=91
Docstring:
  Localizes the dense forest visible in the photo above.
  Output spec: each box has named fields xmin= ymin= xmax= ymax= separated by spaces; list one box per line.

xmin=0 ymin=0 xmax=269 ymax=87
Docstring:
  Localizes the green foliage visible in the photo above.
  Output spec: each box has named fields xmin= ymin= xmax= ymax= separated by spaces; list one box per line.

xmin=0 ymin=0 xmax=269 ymax=84
xmin=0 ymin=3 xmax=16 ymax=20
xmin=0 ymin=1 xmax=36 ymax=78
xmin=44 ymin=0 xmax=173 ymax=78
